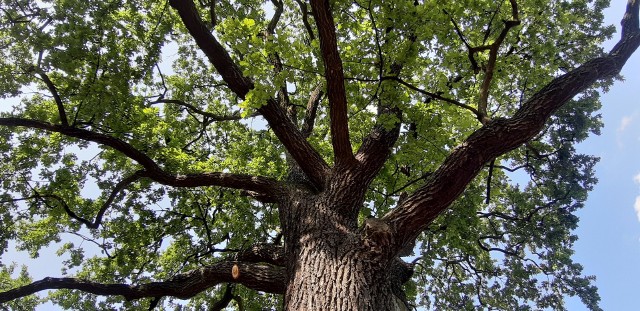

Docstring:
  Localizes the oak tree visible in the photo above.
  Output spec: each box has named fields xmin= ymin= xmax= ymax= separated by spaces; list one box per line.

xmin=1 ymin=0 xmax=639 ymax=309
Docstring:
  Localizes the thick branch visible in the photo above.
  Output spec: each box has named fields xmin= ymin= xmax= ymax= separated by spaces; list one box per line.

xmin=267 ymin=0 xmax=283 ymax=35
xmin=168 ymin=0 xmax=252 ymax=98
xmin=258 ymin=100 xmax=330 ymax=188
xmin=383 ymin=3 xmax=640 ymax=255
xmin=622 ymin=0 xmax=639 ymax=37
xmin=170 ymin=0 xmax=329 ymax=189
xmin=309 ymin=0 xmax=354 ymax=166
xmin=0 ymin=261 xmax=285 ymax=304
xmin=210 ymin=284 xmax=235 ymax=311
xmin=237 ymin=244 xmax=285 ymax=266
xmin=301 ymin=83 xmax=323 ymax=138
xmin=36 ymin=71 xmax=68 ymax=126
xmin=353 ymin=108 xmax=401 ymax=180
xmin=294 ymin=0 xmax=315 ymax=42
xmin=0 ymin=118 xmax=284 ymax=198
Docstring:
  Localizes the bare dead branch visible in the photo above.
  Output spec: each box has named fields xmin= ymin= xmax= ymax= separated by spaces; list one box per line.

xmin=309 ymin=0 xmax=355 ymax=167
xmin=0 ymin=261 xmax=285 ymax=304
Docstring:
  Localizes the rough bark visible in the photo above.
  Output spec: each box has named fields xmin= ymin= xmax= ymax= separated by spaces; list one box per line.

xmin=309 ymin=0 xmax=354 ymax=166
xmin=280 ymin=189 xmax=409 ymax=310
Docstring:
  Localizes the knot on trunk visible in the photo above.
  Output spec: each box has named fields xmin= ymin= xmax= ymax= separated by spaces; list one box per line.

xmin=362 ymin=218 xmax=393 ymax=254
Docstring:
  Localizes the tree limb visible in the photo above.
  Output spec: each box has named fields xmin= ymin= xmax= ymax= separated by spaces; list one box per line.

xmin=209 ymin=284 xmax=235 ymax=311
xmin=0 ymin=118 xmax=284 ymax=198
xmin=26 ymin=171 xmax=143 ymax=229
xmin=0 ymin=261 xmax=285 ymax=304
xmin=309 ymin=0 xmax=355 ymax=167
xmin=301 ymin=83 xmax=323 ymax=138
xmin=267 ymin=0 xmax=283 ymax=35
xmin=383 ymin=1 xmax=640 ymax=255
xmin=294 ymin=0 xmax=315 ymax=42
xmin=168 ymin=0 xmax=252 ymax=98
xmin=170 ymin=0 xmax=330 ymax=189
xmin=258 ymin=100 xmax=330 ymax=189
xmin=35 ymin=70 xmax=68 ymax=126
xmin=477 ymin=2 xmax=520 ymax=123
xmin=237 ymin=244 xmax=285 ymax=266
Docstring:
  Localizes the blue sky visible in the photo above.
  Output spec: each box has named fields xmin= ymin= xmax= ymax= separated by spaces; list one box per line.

xmin=565 ymin=2 xmax=640 ymax=310
xmin=2 ymin=2 xmax=640 ymax=310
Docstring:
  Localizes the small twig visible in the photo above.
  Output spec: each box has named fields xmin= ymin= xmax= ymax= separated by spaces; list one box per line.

xmin=485 ymin=160 xmax=494 ymax=204
xmin=151 ymin=99 xmax=246 ymax=121
xmin=384 ymin=76 xmax=482 ymax=120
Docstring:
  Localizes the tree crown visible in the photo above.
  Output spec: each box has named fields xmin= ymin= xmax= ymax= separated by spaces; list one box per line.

xmin=1 ymin=0 xmax=639 ymax=310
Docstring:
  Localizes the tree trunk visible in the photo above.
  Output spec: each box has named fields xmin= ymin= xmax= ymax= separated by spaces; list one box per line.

xmin=281 ymin=188 xmax=409 ymax=310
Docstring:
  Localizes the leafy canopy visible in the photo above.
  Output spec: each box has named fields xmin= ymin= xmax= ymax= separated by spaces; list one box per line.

xmin=0 ymin=0 xmax=624 ymax=310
